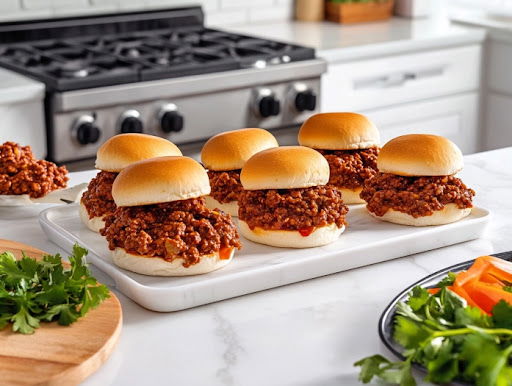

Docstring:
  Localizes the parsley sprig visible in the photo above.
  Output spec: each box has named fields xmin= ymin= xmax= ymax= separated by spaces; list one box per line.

xmin=0 ymin=244 xmax=110 ymax=334
xmin=355 ymin=282 xmax=512 ymax=385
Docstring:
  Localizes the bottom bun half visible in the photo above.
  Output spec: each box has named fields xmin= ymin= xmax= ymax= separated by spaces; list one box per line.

xmin=204 ymin=195 xmax=238 ymax=217
xmin=339 ymin=187 xmax=365 ymax=205
xmin=112 ymin=247 xmax=234 ymax=276
xmin=239 ymin=220 xmax=345 ymax=248
xmin=368 ymin=204 xmax=472 ymax=226
xmin=79 ymin=201 xmax=106 ymax=233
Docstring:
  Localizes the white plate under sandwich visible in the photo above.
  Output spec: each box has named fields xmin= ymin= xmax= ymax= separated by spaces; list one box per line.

xmin=39 ymin=204 xmax=490 ymax=312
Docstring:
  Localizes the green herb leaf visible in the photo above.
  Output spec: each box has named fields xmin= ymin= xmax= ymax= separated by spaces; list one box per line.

xmin=408 ymin=286 xmax=430 ymax=312
xmin=354 ymin=355 xmax=416 ymax=386
xmin=455 ymin=306 xmax=492 ymax=328
xmin=435 ymin=272 xmax=457 ymax=288
xmin=394 ymin=315 xmax=432 ymax=349
xmin=354 ymin=354 xmax=391 ymax=383
xmin=492 ymin=300 xmax=512 ymax=329
xmin=0 ymin=244 xmax=109 ymax=334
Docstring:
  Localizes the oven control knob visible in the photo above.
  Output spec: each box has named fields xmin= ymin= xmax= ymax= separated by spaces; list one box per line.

xmin=73 ymin=115 xmax=100 ymax=145
xmin=119 ymin=110 xmax=143 ymax=134
xmin=159 ymin=105 xmax=184 ymax=133
xmin=295 ymin=90 xmax=317 ymax=112
xmin=259 ymin=96 xmax=281 ymax=118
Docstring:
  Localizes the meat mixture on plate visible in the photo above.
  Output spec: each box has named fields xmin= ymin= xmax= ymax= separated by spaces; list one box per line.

xmin=207 ymin=169 xmax=243 ymax=203
xmin=318 ymin=147 xmax=379 ymax=190
xmin=238 ymin=186 xmax=348 ymax=234
xmin=81 ymin=171 xmax=118 ymax=219
xmin=360 ymin=173 xmax=475 ymax=218
xmin=0 ymin=141 xmax=68 ymax=198
xmin=101 ymin=197 xmax=241 ymax=267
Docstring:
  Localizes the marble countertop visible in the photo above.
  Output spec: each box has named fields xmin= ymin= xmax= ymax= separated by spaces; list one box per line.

xmin=225 ymin=16 xmax=485 ymax=63
xmin=1 ymin=147 xmax=511 ymax=385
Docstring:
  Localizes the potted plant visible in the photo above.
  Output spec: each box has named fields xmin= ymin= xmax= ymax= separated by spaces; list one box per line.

xmin=326 ymin=0 xmax=395 ymax=24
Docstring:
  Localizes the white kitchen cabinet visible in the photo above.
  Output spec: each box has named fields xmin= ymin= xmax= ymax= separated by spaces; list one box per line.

xmin=321 ymin=45 xmax=482 ymax=153
xmin=0 ymin=69 xmax=46 ymax=158
xmin=483 ymin=38 xmax=512 ymax=150
xmin=485 ymin=93 xmax=512 ymax=151
xmin=364 ymin=92 xmax=480 ymax=153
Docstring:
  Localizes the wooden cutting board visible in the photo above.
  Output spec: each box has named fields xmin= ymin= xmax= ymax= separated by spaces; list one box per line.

xmin=0 ymin=239 xmax=122 ymax=386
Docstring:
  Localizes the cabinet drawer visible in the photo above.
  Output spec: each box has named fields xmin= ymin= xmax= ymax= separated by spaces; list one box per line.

xmin=363 ymin=92 xmax=480 ymax=154
xmin=322 ymin=45 xmax=481 ymax=112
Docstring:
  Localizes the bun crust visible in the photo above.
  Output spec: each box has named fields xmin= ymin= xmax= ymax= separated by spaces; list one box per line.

xmin=112 ymin=247 xmax=234 ymax=276
xmin=95 ymin=133 xmax=182 ymax=172
xmin=368 ymin=204 xmax=471 ymax=226
xmin=239 ymin=221 xmax=345 ymax=248
xmin=298 ymin=112 xmax=380 ymax=150
xmin=79 ymin=201 xmax=105 ymax=232
xmin=204 ymin=196 xmax=238 ymax=217
xmin=112 ymin=156 xmax=210 ymax=207
xmin=339 ymin=187 xmax=365 ymax=205
xmin=201 ymin=128 xmax=278 ymax=171
xmin=378 ymin=134 xmax=463 ymax=176
xmin=241 ymin=146 xmax=329 ymax=190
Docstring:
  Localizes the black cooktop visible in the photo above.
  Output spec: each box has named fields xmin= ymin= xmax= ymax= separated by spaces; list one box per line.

xmin=0 ymin=7 xmax=315 ymax=92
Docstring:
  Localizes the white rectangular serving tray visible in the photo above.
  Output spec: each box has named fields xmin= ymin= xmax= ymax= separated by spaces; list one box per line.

xmin=39 ymin=204 xmax=490 ymax=312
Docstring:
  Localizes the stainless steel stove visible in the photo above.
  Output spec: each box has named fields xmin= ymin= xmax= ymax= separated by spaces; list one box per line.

xmin=0 ymin=6 xmax=326 ymax=163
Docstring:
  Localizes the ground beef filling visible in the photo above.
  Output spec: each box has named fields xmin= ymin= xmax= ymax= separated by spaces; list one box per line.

xmin=238 ymin=186 xmax=348 ymax=232
xmin=101 ymin=197 xmax=241 ymax=266
xmin=318 ymin=147 xmax=379 ymax=190
xmin=208 ymin=169 xmax=243 ymax=203
xmin=81 ymin=171 xmax=118 ymax=219
xmin=0 ymin=141 xmax=68 ymax=198
xmin=360 ymin=172 xmax=475 ymax=218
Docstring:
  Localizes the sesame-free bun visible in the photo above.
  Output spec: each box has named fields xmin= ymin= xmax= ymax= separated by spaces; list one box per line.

xmin=368 ymin=203 xmax=471 ymax=226
xmin=79 ymin=201 xmax=105 ymax=232
xmin=239 ymin=221 xmax=345 ymax=248
xmin=298 ymin=112 xmax=380 ymax=150
xmin=95 ymin=133 xmax=182 ymax=172
xmin=111 ymin=247 xmax=234 ymax=276
xmin=340 ymin=187 xmax=365 ymax=205
xmin=204 ymin=195 xmax=238 ymax=217
xmin=378 ymin=134 xmax=463 ymax=176
xmin=241 ymin=146 xmax=329 ymax=190
xmin=201 ymin=128 xmax=278 ymax=171
xmin=112 ymin=156 xmax=210 ymax=207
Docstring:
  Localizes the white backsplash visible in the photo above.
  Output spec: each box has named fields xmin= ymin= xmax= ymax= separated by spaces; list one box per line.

xmin=0 ymin=0 xmax=294 ymax=26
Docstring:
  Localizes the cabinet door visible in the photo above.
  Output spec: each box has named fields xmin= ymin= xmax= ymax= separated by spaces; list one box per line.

xmin=485 ymin=93 xmax=512 ymax=151
xmin=322 ymin=45 xmax=481 ymax=112
xmin=363 ymin=92 xmax=479 ymax=154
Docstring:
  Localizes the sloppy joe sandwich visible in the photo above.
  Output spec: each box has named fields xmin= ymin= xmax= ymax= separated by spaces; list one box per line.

xmin=0 ymin=141 xmax=68 ymax=200
xmin=298 ymin=112 xmax=380 ymax=204
xmin=101 ymin=156 xmax=241 ymax=276
xmin=238 ymin=146 xmax=348 ymax=248
xmin=201 ymin=128 xmax=278 ymax=216
xmin=360 ymin=134 xmax=475 ymax=226
xmin=80 ymin=133 xmax=181 ymax=233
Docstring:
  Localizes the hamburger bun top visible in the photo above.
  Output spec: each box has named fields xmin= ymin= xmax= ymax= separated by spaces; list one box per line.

xmin=240 ymin=146 xmax=329 ymax=190
xmin=377 ymin=134 xmax=464 ymax=176
xmin=298 ymin=112 xmax=380 ymax=150
xmin=112 ymin=156 xmax=210 ymax=207
xmin=201 ymin=128 xmax=278 ymax=171
xmin=95 ymin=133 xmax=182 ymax=172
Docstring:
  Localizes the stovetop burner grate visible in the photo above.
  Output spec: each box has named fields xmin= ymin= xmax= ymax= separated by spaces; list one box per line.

xmin=0 ymin=25 xmax=314 ymax=91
